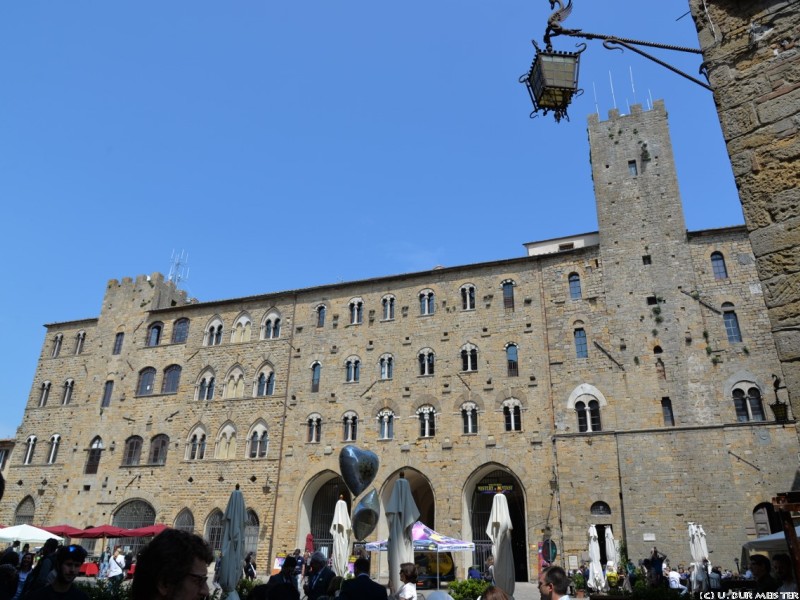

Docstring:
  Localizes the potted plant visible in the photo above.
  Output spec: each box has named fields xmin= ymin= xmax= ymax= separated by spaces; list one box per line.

xmin=572 ymin=571 xmax=587 ymax=598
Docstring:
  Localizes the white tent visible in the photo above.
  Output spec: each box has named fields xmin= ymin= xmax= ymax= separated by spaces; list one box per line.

xmin=743 ymin=525 xmax=800 ymax=556
xmin=0 ymin=524 xmax=63 ymax=545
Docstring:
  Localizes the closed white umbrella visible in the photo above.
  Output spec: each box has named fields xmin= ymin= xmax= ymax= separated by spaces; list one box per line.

xmin=218 ymin=485 xmax=247 ymax=600
xmin=486 ymin=493 xmax=515 ymax=597
xmin=330 ymin=496 xmax=352 ymax=577
xmin=689 ymin=522 xmax=710 ymax=592
xmin=604 ymin=526 xmax=617 ymax=571
xmin=588 ymin=525 xmax=608 ymax=592
xmin=0 ymin=524 xmax=63 ymax=545
xmin=386 ymin=473 xmax=420 ymax=594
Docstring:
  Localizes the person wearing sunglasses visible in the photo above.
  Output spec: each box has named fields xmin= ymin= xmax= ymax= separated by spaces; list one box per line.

xmin=538 ymin=566 xmax=570 ymax=600
xmin=131 ymin=529 xmax=214 ymax=600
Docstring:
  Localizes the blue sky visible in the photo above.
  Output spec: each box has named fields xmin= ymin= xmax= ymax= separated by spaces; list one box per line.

xmin=0 ymin=2 xmax=742 ymax=438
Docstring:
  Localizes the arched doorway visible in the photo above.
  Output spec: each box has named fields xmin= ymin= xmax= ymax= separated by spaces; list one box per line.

xmin=381 ymin=469 xmax=435 ymax=527
xmin=112 ymin=499 xmax=156 ymax=557
xmin=469 ymin=468 xmax=528 ymax=582
xmin=302 ymin=474 xmax=352 ymax=559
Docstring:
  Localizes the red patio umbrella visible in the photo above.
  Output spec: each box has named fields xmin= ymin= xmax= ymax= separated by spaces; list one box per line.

xmin=124 ymin=524 xmax=168 ymax=537
xmin=40 ymin=524 xmax=85 ymax=537
xmin=77 ymin=525 xmax=128 ymax=539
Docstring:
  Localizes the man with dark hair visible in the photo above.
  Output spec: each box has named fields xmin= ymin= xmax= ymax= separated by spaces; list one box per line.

xmin=28 ymin=544 xmax=89 ymax=600
xmin=20 ymin=538 xmax=60 ymax=598
xmin=773 ymin=553 xmax=798 ymax=597
xmin=339 ymin=557 xmax=386 ymax=600
xmin=539 ymin=565 xmax=570 ymax=600
xmin=131 ymin=528 xmax=214 ymax=600
xmin=750 ymin=554 xmax=778 ymax=594
xmin=303 ymin=552 xmax=334 ymax=600
xmin=250 ymin=555 xmax=300 ymax=600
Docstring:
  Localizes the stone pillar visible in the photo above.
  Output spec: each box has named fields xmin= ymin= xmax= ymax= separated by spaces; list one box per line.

xmin=690 ymin=0 xmax=800 ymax=419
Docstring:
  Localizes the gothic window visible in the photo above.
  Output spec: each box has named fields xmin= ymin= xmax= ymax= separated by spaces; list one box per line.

xmin=112 ymin=332 xmax=124 ymax=355
xmin=379 ymin=354 xmax=394 ymax=380
xmin=661 ymin=397 xmax=675 ymax=426
xmin=224 ymin=369 xmax=245 ymax=399
xmin=711 ymin=251 xmax=728 ymax=280
xmin=418 ymin=349 xmax=435 ymax=376
xmin=311 ymin=362 xmax=321 ymax=393
xmin=85 ymin=436 xmax=103 ymax=474
xmin=38 ymin=381 xmax=51 ymax=407
xmin=345 ymin=357 xmax=360 ymax=383
xmin=574 ymin=328 xmax=588 ymax=358
xmin=349 ymin=298 xmax=364 ymax=325
xmin=147 ymin=322 xmax=163 ymax=347
xmin=248 ymin=425 xmax=269 ymax=459
xmin=382 ymin=295 xmax=396 ymax=320
xmin=216 ymin=424 xmax=237 ymax=459
xmin=723 ymin=303 xmax=743 ymax=343
xmin=232 ymin=316 xmax=252 ymax=343
xmin=264 ymin=313 xmax=281 ymax=340
xmin=576 ymin=399 xmax=602 ymax=432
xmin=62 ymin=379 xmax=74 ymax=405
xmin=206 ymin=510 xmax=224 ymax=552
xmin=503 ymin=398 xmax=522 ymax=432
xmin=733 ymin=385 xmax=765 ymax=422
xmin=377 ymin=409 xmax=395 ymax=440
xmin=148 ymin=434 xmax=169 ymax=465
xmin=307 ymin=414 xmax=322 ymax=443
xmin=461 ymin=401 xmax=478 ymax=434
xmin=47 ymin=434 xmax=60 ymax=464
xmin=245 ymin=510 xmax=260 ymax=560
xmin=174 ymin=509 xmax=194 ymax=533
xmin=52 ymin=334 xmax=63 ymax=358
xmin=137 ymin=368 xmax=156 ymax=396
xmin=187 ymin=429 xmax=207 ymax=461
xmin=316 ymin=305 xmax=326 ymax=328
xmin=506 ymin=344 xmax=519 ymax=377
xmin=417 ymin=405 xmax=436 ymax=438
xmin=205 ymin=319 xmax=223 ymax=346
xmin=461 ymin=343 xmax=478 ymax=372
xmin=568 ymin=273 xmax=582 ymax=300
xmin=23 ymin=436 xmax=36 ymax=465
xmin=256 ymin=370 xmax=275 ymax=396
xmin=123 ymin=436 xmax=143 ymax=466
xmin=74 ymin=331 xmax=86 ymax=355
xmin=161 ymin=365 xmax=182 ymax=394
xmin=172 ymin=318 xmax=190 ymax=344
xmin=197 ymin=371 xmax=216 ymax=401
xmin=342 ymin=411 xmax=358 ymax=442
xmin=461 ymin=284 xmax=476 ymax=311
xmin=419 ymin=289 xmax=435 ymax=316
xmin=14 ymin=496 xmax=36 ymax=525
xmin=502 ymin=280 xmax=515 ymax=310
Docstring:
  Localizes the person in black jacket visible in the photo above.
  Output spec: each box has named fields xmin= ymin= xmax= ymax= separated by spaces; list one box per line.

xmin=250 ymin=556 xmax=299 ymax=600
xmin=304 ymin=553 xmax=334 ymax=600
xmin=339 ymin=558 xmax=387 ymax=600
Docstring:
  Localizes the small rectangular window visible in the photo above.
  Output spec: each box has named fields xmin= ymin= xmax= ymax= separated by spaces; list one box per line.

xmin=558 ymin=243 xmax=574 ymax=251
xmin=661 ymin=397 xmax=675 ymax=427
xmin=628 ymin=160 xmax=638 ymax=176
xmin=642 ymin=255 xmax=651 ymax=265
xmin=646 ymin=296 xmax=658 ymax=306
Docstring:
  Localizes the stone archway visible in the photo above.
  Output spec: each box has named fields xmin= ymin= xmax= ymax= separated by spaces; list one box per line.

xmin=298 ymin=471 xmax=352 ymax=559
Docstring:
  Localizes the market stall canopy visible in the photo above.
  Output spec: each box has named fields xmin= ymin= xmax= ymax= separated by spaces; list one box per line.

xmin=0 ymin=524 xmax=63 ymax=545
xmin=365 ymin=521 xmax=475 ymax=552
xmin=39 ymin=524 xmax=85 ymax=537
xmin=743 ymin=525 xmax=800 ymax=556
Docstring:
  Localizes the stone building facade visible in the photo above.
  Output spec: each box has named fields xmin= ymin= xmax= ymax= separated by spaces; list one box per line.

xmin=2 ymin=101 xmax=796 ymax=580
xmin=691 ymin=0 xmax=800 ymax=420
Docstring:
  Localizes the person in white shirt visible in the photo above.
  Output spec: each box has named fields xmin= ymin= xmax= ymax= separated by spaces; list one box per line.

xmin=107 ymin=546 xmax=127 ymax=593
xmin=668 ymin=568 xmax=688 ymax=595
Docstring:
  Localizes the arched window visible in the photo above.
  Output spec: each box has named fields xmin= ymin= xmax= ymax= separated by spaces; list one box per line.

xmin=38 ymin=381 xmax=51 ymax=407
xmin=576 ymin=399 xmax=602 ymax=432
xmin=172 ymin=318 xmax=190 ymax=344
xmin=206 ymin=510 xmax=224 ymax=552
xmin=502 ymin=280 xmax=515 ymax=310
xmin=232 ymin=316 xmax=252 ymax=344
xmin=264 ymin=313 xmax=281 ymax=340
xmin=461 ymin=284 xmax=476 ymax=311
xmin=377 ymin=409 xmax=395 ymax=440
xmin=123 ymin=436 xmax=143 ymax=466
xmin=205 ymin=319 xmax=223 ymax=347
xmin=342 ymin=411 xmax=358 ymax=442
xmin=311 ymin=362 xmax=321 ymax=393
xmin=503 ymin=398 xmax=523 ymax=431
xmin=23 ymin=436 xmax=36 ymax=465
xmin=101 ymin=381 xmax=114 ymax=408
xmin=248 ymin=425 xmax=269 ymax=459
xmin=753 ymin=502 xmax=781 ymax=536
xmin=161 ymin=365 xmax=182 ymax=394
xmin=349 ymin=298 xmax=364 ymax=325
xmin=590 ymin=501 xmax=612 ymax=516
xmin=174 ymin=509 xmax=195 ymax=533
xmin=256 ymin=370 xmax=275 ymax=396
xmin=379 ymin=354 xmax=394 ymax=380
xmin=14 ymin=496 xmax=36 ymax=525
xmin=417 ymin=405 xmax=436 ymax=437
xmin=74 ymin=331 xmax=86 ymax=355
xmin=148 ymin=434 xmax=169 ymax=465
xmin=197 ymin=372 xmax=216 ymax=401
xmin=574 ymin=328 xmax=588 ymax=358
xmin=245 ymin=510 xmax=260 ymax=560
xmin=419 ymin=289 xmax=435 ymax=316
xmin=187 ymin=429 xmax=207 ymax=461
xmin=224 ymin=369 xmax=245 ymax=399
xmin=733 ymin=385 xmax=766 ymax=422
xmin=137 ymin=368 xmax=156 ymax=396
xmin=147 ymin=322 xmax=163 ymax=347
xmin=307 ymin=414 xmax=322 ymax=443
xmin=316 ymin=305 xmax=326 ymax=328
xmin=568 ymin=273 xmax=582 ymax=300
xmin=216 ymin=424 xmax=237 ymax=459
xmin=345 ymin=357 xmax=361 ymax=383
xmin=382 ymin=295 xmax=396 ymax=320
xmin=51 ymin=334 xmax=63 ymax=358
xmin=85 ymin=436 xmax=104 ymax=474
xmin=711 ymin=251 xmax=728 ymax=280
xmin=506 ymin=344 xmax=519 ymax=377
xmin=62 ymin=379 xmax=74 ymax=405
xmin=723 ymin=303 xmax=743 ymax=343
xmin=461 ymin=343 xmax=478 ymax=372
xmin=418 ymin=349 xmax=435 ymax=376
xmin=461 ymin=401 xmax=478 ymax=434
xmin=112 ymin=332 xmax=125 ymax=355
xmin=47 ymin=434 xmax=61 ymax=464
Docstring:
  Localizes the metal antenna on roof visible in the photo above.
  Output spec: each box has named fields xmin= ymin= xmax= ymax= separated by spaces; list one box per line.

xmin=168 ymin=249 xmax=190 ymax=288
xmin=609 ymin=71 xmax=617 ymax=110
